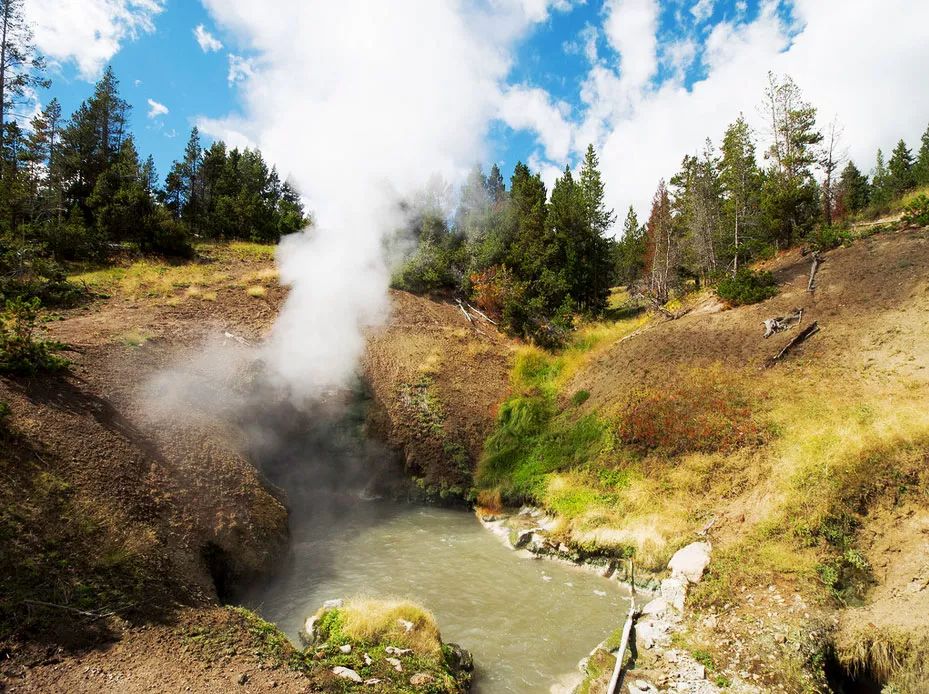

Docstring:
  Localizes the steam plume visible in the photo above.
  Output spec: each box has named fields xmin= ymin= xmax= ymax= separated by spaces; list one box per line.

xmin=199 ymin=1 xmax=547 ymax=402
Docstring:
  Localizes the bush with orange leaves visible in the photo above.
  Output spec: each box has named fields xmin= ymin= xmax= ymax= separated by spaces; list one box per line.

xmin=616 ymin=370 xmax=764 ymax=456
xmin=469 ymin=265 xmax=515 ymax=321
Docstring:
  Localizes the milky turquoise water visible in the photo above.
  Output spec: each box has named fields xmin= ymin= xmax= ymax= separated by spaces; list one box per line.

xmin=245 ymin=497 xmax=630 ymax=693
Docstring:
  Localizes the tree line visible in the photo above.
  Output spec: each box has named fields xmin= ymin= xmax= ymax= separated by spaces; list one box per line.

xmin=394 ymin=71 xmax=929 ymax=346
xmin=391 ymin=145 xmax=615 ymax=345
xmin=0 ymin=0 xmax=308 ymax=302
xmin=634 ymin=73 xmax=929 ymax=304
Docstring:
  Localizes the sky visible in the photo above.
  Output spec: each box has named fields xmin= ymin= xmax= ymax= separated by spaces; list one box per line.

xmin=28 ymin=0 xmax=929 ymax=228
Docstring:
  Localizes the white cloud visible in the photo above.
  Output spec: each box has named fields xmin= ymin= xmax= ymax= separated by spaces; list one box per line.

xmin=146 ymin=98 xmax=168 ymax=118
xmin=540 ymin=0 xmax=929 ymax=227
xmin=194 ymin=24 xmax=223 ymax=53
xmin=602 ymin=0 xmax=659 ymax=93
xmin=26 ymin=0 xmax=164 ymax=80
xmin=199 ymin=0 xmax=550 ymax=400
xmin=227 ymin=54 xmax=256 ymax=85
xmin=499 ymin=85 xmax=574 ymax=162
xmin=690 ymin=0 xmax=715 ymax=23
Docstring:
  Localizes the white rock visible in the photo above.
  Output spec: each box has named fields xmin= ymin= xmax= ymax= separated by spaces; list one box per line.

xmin=634 ymin=679 xmax=652 ymax=690
xmin=338 ymin=644 xmax=352 ymax=654
xmin=668 ymin=542 xmax=712 ymax=584
xmin=322 ymin=599 xmax=343 ymax=609
xmin=640 ymin=597 xmax=668 ymax=616
xmin=332 ymin=667 xmax=362 ymax=682
xmin=386 ymin=657 xmax=403 ymax=672
xmin=660 ymin=577 xmax=688 ymax=611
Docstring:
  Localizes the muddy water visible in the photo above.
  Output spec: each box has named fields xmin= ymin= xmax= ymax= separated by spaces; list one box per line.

xmin=246 ymin=496 xmax=630 ymax=693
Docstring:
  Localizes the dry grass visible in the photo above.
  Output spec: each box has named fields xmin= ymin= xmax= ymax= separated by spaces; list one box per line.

xmin=836 ymin=626 xmax=929 ymax=691
xmin=70 ymin=261 xmax=231 ymax=300
xmin=118 ymin=329 xmax=153 ymax=348
xmin=246 ymin=285 xmax=267 ymax=298
xmin=325 ymin=597 xmax=442 ymax=656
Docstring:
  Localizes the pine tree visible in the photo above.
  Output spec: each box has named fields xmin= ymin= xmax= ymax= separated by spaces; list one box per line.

xmin=578 ymin=144 xmax=616 ymax=237
xmin=485 ymin=163 xmax=506 ymax=206
xmin=719 ymin=115 xmax=761 ymax=274
xmin=614 ymin=205 xmax=646 ymax=285
xmin=644 ymin=179 xmax=676 ymax=304
xmin=887 ymin=138 xmax=915 ymax=197
xmin=0 ymin=0 xmax=50 ymax=160
xmin=835 ymin=161 xmax=870 ymax=218
xmin=870 ymin=149 xmax=892 ymax=210
xmin=914 ymin=123 xmax=929 ymax=187
xmin=760 ymin=73 xmax=822 ymax=246
xmin=671 ymin=140 xmax=722 ymax=281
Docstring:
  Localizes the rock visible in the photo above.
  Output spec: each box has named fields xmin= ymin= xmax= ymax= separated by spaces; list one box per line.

xmin=322 ymin=598 xmax=343 ymax=609
xmin=300 ymin=616 xmax=317 ymax=645
xmin=410 ymin=672 xmax=435 ymax=686
xmin=338 ymin=644 xmax=352 ymax=654
xmin=668 ymin=542 xmax=712 ymax=584
xmin=444 ymin=643 xmax=474 ymax=673
xmin=363 ymin=653 xmax=373 ymax=665
xmin=386 ymin=646 xmax=412 ymax=655
xmin=635 ymin=620 xmax=670 ymax=650
xmin=660 ymin=577 xmax=688 ymax=611
xmin=386 ymin=657 xmax=403 ymax=672
xmin=364 ymin=679 xmax=382 ymax=686
xmin=634 ymin=679 xmax=653 ymax=691
xmin=332 ymin=666 xmax=362 ymax=682
xmin=397 ymin=618 xmax=414 ymax=632
xmin=513 ymin=529 xmax=535 ymax=548
xmin=641 ymin=597 xmax=668 ymax=616
xmin=236 ymin=672 xmax=249 ymax=686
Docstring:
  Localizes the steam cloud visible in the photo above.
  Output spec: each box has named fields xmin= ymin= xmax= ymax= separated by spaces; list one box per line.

xmin=199 ymin=1 xmax=550 ymax=402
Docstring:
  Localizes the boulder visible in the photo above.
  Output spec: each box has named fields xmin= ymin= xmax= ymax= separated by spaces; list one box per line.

xmin=444 ymin=643 xmax=474 ymax=673
xmin=660 ymin=577 xmax=688 ymax=612
xmin=332 ymin=667 xmax=362 ymax=683
xmin=640 ymin=597 xmax=668 ymax=616
xmin=668 ymin=542 xmax=712 ymax=584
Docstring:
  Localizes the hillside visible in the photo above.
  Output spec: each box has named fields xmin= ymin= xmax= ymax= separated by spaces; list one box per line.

xmin=463 ymin=223 xmax=929 ymax=690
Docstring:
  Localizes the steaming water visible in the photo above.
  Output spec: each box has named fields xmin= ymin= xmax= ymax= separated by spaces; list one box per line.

xmin=245 ymin=496 xmax=630 ymax=693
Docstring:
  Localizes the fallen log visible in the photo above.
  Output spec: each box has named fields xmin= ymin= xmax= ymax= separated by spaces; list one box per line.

xmin=455 ymin=299 xmax=473 ymax=324
xmin=762 ymin=308 xmax=803 ymax=338
xmin=465 ymin=301 xmax=498 ymax=325
xmin=766 ymin=321 xmax=819 ymax=367
xmin=807 ymin=252 xmax=822 ymax=293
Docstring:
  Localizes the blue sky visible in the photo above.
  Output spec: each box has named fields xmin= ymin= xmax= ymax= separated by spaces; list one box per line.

xmin=29 ymin=0 xmax=929 ymax=220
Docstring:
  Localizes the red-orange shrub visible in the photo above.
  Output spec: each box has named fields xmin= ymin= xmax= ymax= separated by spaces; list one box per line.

xmin=616 ymin=373 xmax=762 ymax=455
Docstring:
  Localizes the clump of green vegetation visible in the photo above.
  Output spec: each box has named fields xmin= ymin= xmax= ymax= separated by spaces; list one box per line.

xmin=715 ymin=269 xmax=778 ymax=306
xmin=477 ymin=349 xmax=614 ymax=503
xmin=806 ymin=225 xmax=853 ymax=251
xmin=571 ymin=389 xmax=590 ymax=406
xmin=901 ymin=193 xmax=929 ymax=227
xmin=306 ymin=598 xmax=472 ymax=693
xmin=0 ymin=296 xmax=68 ymax=375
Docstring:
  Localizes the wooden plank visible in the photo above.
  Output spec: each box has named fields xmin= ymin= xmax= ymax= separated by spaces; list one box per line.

xmin=607 ymin=599 xmax=637 ymax=694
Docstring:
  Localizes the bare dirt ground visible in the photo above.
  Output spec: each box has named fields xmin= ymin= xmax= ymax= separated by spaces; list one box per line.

xmin=1 ymin=249 xmax=516 ymax=692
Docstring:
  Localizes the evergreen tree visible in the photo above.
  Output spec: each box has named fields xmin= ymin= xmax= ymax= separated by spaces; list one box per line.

xmin=671 ymin=140 xmax=722 ymax=281
xmin=719 ymin=115 xmax=761 ymax=274
xmin=887 ymin=138 xmax=915 ymax=197
xmin=914 ymin=123 xmax=929 ymax=187
xmin=644 ymin=179 xmax=676 ymax=304
xmin=179 ymin=127 xmax=203 ymax=231
xmin=835 ymin=161 xmax=870 ymax=217
xmin=870 ymin=148 xmax=892 ymax=210
xmin=60 ymin=66 xmax=131 ymax=224
xmin=614 ymin=205 xmax=646 ymax=286
xmin=760 ymin=73 xmax=822 ymax=246
xmin=485 ymin=163 xmax=506 ymax=206
xmin=0 ymin=0 xmax=50 ymax=158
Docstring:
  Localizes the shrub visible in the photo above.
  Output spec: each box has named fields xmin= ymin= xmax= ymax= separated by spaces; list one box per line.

xmin=902 ymin=193 xmax=929 ymax=227
xmin=617 ymin=372 xmax=762 ymax=456
xmin=0 ymin=297 xmax=68 ymax=375
xmin=571 ymin=389 xmax=590 ymax=406
xmin=806 ymin=225 xmax=852 ymax=251
xmin=715 ymin=269 xmax=778 ymax=306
